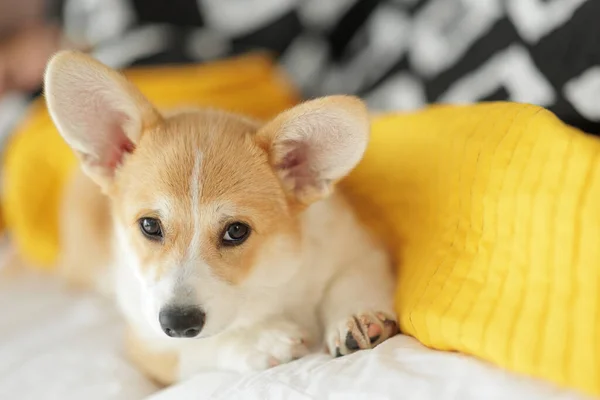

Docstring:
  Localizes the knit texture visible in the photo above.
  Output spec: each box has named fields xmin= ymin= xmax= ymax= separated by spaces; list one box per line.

xmin=342 ymin=103 xmax=600 ymax=396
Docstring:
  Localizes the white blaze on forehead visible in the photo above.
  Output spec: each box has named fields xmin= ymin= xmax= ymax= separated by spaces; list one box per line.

xmin=188 ymin=150 xmax=203 ymax=260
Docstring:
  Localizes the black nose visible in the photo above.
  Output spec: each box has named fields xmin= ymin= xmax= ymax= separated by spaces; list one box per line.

xmin=159 ymin=306 xmax=206 ymax=338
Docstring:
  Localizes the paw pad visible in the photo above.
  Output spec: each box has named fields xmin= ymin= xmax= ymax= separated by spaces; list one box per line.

xmin=329 ymin=311 xmax=398 ymax=357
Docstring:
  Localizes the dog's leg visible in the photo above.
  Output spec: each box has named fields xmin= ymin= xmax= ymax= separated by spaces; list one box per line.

xmin=171 ymin=318 xmax=311 ymax=380
xmin=216 ymin=318 xmax=310 ymax=372
xmin=125 ymin=327 xmax=178 ymax=386
xmin=320 ymin=247 xmax=398 ymax=357
xmin=128 ymin=318 xmax=311 ymax=383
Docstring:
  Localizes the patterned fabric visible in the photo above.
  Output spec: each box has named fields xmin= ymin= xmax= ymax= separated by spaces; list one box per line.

xmin=51 ymin=0 xmax=600 ymax=134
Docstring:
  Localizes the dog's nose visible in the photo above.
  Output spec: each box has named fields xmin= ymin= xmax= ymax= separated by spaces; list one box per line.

xmin=159 ymin=306 xmax=206 ymax=338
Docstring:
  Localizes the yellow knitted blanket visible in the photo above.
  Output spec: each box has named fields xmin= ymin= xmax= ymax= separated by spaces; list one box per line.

xmin=1 ymin=58 xmax=598 ymax=395
xmin=342 ymin=103 xmax=600 ymax=396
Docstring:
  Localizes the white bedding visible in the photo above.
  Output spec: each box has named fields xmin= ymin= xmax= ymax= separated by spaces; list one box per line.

xmin=0 ymin=268 xmax=590 ymax=400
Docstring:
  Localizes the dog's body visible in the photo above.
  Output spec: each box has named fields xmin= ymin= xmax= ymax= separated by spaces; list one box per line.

xmin=47 ymin=52 xmax=398 ymax=385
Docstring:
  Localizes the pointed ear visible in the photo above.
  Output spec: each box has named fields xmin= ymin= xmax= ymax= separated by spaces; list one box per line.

xmin=44 ymin=51 xmax=161 ymax=191
xmin=256 ymin=95 xmax=370 ymax=205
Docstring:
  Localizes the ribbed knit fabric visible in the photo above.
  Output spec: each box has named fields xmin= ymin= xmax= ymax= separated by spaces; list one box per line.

xmin=342 ymin=102 xmax=600 ymax=396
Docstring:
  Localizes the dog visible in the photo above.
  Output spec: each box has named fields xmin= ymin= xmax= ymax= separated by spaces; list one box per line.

xmin=44 ymin=51 xmax=398 ymax=385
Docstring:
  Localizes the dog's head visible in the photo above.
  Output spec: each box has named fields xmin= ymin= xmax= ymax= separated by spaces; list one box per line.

xmin=45 ymin=51 xmax=369 ymax=339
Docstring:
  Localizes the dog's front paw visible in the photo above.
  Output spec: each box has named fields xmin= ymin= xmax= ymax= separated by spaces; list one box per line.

xmin=221 ymin=320 xmax=310 ymax=372
xmin=326 ymin=311 xmax=398 ymax=357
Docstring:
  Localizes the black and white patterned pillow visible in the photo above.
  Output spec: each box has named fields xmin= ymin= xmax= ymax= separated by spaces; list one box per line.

xmin=36 ymin=0 xmax=600 ymax=136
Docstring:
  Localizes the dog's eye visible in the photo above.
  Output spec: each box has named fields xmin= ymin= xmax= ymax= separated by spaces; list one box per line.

xmin=140 ymin=218 xmax=163 ymax=240
xmin=222 ymin=222 xmax=250 ymax=246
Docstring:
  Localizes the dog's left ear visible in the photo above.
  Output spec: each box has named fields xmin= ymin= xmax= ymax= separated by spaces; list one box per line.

xmin=256 ymin=95 xmax=369 ymax=205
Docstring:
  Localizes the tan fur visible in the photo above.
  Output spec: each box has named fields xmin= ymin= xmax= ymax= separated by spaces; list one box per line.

xmin=125 ymin=327 xmax=178 ymax=386
xmin=58 ymin=168 xmax=113 ymax=292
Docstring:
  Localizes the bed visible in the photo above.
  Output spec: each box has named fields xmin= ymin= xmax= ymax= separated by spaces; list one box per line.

xmin=0 ymin=264 xmax=588 ymax=400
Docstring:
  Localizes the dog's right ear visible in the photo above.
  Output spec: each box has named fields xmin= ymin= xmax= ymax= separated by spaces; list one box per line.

xmin=44 ymin=51 xmax=161 ymax=192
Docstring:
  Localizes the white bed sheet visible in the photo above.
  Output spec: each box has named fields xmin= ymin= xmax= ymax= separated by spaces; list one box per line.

xmin=0 ymin=268 xmax=591 ymax=400
xmin=0 ymin=269 xmax=157 ymax=400
xmin=150 ymin=336 xmax=590 ymax=400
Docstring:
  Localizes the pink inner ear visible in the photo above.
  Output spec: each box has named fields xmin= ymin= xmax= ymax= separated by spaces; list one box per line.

xmin=102 ymin=121 xmax=136 ymax=171
xmin=277 ymin=142 xmax=317 ymax=191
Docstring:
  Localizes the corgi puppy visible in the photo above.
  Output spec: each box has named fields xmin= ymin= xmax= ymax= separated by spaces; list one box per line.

xmin=44 ymin=51 xmax=398 ymax=385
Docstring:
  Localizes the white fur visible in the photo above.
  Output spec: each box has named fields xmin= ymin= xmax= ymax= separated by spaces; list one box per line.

xmin=188 ymin=151 xmax=203 ymax=261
